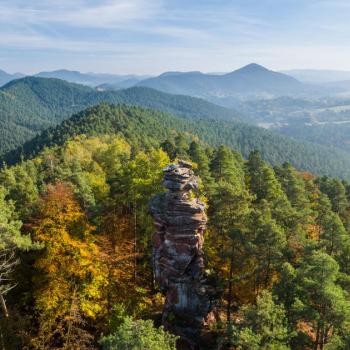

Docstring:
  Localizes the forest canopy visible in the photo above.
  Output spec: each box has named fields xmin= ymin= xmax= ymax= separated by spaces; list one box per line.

xmin=3 ymin=103 xmax=350 ymax=182
xmin=2 ymin=112 xmax=350 ymax=348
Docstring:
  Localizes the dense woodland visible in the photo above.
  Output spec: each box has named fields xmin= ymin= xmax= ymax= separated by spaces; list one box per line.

xmin=3 ymin=102 xmax=350 ymax=183
xmin=2 ymin=78 xmax=350 ymax=181
xmin=2 ymin=103 xmax=350 ymax=349
xmin=0 ymin=77 xmax=238 ymax=156
xmin=279 ymin=123 xmax=350 ymax=153
xmin=236 ymin=96 xmax=350 ymax=154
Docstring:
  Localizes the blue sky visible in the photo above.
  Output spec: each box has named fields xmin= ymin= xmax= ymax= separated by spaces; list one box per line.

xmin=1 ymin=0 xmax=350 ymax=74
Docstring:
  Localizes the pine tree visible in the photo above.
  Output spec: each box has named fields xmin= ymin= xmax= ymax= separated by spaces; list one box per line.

xmin=160 ymin=139 xmax=177 ymax=161
xmin=246 ymin=151 xmax=284 ymax=203
xmin=174 ymin=133 xmax=189 ymax=159
xmin=99 ymin=317 xmax=177 ymax=350
xmin=188 ymin=141 xmax=215 ymax=194
xmin=210 ymin=145 xmax=244 ymax=187
xmin=247 ymin=201 xmax=287 ymax=293
xmin=234 ymin=290 xmax=292 ymax=350
xmin=0 ymin=186 xmax=36 ymax=348
xmin=292 ymin=251 xmax=350 ymax=349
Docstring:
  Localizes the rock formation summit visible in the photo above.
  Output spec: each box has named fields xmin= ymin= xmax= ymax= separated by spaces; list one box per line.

xmin=150 ymin=160 xmax=213 ymax=348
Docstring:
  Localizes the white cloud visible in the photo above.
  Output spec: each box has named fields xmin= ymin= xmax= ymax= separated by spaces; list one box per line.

xmin=0 ymin=0 xmax=162 ymax=28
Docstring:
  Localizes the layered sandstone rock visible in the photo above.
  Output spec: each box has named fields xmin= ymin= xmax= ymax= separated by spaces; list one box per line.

xmin=150 ymin=160 xmax=213 ymax=348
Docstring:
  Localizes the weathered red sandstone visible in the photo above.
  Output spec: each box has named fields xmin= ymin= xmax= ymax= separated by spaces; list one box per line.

xmin=150 ymin=161 xmax=214 ymax=349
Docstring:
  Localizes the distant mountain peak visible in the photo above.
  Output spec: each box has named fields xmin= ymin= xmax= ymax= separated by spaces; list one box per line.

xmin=159 ymin=71 xmax=183 ymax=77
xmin=0 ymin=69 xmax=25 ymax=87
xmin=231 ymin=63 xmax=270 ymax=74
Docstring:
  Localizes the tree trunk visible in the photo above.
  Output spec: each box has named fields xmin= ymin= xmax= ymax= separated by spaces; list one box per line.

xmin=226 ymin=247 xmax=234 ymax=322
xmin=134 ymin=200 xmax=137 ymax=282
xmin=0 ymin=294 xmax=8 ymax=350
xmin=0 ymin=295 xmax=8 ymax=319
xmin=64 ymin=287 xmax=77 ymax=350
xmin=314 ymin=321 xmax=320 ymax=350
xmin=320 ymin=324 xmax=325 ymax=350
xmin=0 ymin=326 xmax=5 ymax=350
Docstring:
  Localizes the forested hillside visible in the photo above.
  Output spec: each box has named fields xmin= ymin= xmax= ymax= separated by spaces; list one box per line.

xmin=0 ymin=77 xmax=239 ymax=155
xmin=3 ymin=77 xmax=350 ymax=181
xmin=2 ymin=118 xmax=350 ymax=348
xmin=4 ymin=103 xmax=350 ymax=182
xmin=278 ymin=123 xmax=350 ymax=153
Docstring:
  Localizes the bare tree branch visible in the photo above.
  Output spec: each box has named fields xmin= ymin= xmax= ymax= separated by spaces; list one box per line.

xmin=0 ymin=248 xmax=19 ymax=319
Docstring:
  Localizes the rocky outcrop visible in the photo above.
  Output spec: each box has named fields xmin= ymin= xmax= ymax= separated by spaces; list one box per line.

xmin=150 ymin=161 xmax=214 ymax=348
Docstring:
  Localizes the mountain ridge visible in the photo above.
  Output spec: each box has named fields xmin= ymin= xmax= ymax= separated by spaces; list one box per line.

xmin=136 ymin=63 xmax=303 ymax=99
xmin=0 ymin=69 xmax=25 ymax=86
xmin=35 ymin=69 xmax=149 ymax=87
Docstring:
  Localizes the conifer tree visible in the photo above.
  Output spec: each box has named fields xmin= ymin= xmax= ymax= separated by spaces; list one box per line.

xmin=210 ymin=145 xmax=244 ymax=187
xmin=292 ymin=252 xmax=350 ymax=349
xmin=233 ymin=290 xmax=292 ymax=350
xmin=188 ymin=141 xmax=215 ymax=193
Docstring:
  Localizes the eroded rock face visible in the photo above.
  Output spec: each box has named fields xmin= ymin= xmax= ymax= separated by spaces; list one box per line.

xmin=150 ymin=161 xmax=213 ymax=348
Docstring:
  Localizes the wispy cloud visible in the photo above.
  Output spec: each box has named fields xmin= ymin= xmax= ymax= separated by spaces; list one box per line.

xmin=0 ymin=0 xmax=162 ymax=28
xmin=1 ymin=0 xmax=350 ymax=73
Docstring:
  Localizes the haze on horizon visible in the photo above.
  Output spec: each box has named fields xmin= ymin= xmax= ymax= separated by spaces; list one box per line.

xmin=1 ymin=0 xmax=350 ymax=75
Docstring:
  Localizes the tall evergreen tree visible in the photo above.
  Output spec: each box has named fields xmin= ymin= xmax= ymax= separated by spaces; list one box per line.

xmin=292 ymin=252 xmax=350 ymax=349
xmin=233 ymin=290 xmax=292 ymax=350
xmin=188 ymin=141 xmax=215 ymax=194
xmin=210 ymin=145 xmax=244 ymax=187
xmin=246 ymin=151 xmax=284 ymax=203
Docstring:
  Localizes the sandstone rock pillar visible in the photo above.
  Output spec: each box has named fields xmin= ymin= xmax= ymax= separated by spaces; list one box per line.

xmin=150 ymin=161 xmax=213 ymax=348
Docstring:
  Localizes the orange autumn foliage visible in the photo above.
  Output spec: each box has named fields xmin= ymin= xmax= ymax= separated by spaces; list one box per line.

xmin=33 ymin=182 xmax=108 ymax=323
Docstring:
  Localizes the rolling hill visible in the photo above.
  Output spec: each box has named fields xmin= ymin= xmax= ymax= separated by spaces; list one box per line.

xmin=3 ymin=76 xmax=350 ymax=180
xmin=4 ymin=103 xmax=350 ymax=181
xmin=0 ymin=76 xmax=241 ymax=155
xmin=35 ymin=69 xmax=148 ymax=87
